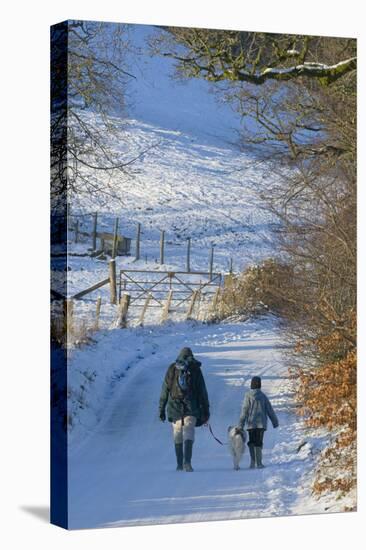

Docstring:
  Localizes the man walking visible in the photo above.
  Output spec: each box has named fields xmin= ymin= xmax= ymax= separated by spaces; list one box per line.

xmin=159 ymin=347 xmax=210 ymax=472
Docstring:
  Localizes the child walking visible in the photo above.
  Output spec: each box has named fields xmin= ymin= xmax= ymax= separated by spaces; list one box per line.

xmin=238 ymin=376 xmax=279 ymax=468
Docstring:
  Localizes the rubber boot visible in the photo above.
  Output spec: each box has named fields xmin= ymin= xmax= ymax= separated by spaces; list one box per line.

xmin=183 ymin=440 xmax=194 ymax=472
xmin=175 ymin=443 xmax=184 ymax=471
xmin=255 ymin=446 xmax=265 ymax=468
xmin=249 ymin=445 xmax=256 ymax=469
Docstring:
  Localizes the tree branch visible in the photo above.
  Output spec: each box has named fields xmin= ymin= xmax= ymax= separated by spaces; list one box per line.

xmin=165 ymin=51 xmax=356 ymax=85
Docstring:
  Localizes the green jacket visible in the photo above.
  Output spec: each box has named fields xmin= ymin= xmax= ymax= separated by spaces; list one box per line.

xmin=159 ymin=358 xmax=210 ymax=426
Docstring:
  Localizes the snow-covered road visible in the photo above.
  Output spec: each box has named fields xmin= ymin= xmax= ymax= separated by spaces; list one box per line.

xmin=67 ymin=317 xmax=325 ymax=529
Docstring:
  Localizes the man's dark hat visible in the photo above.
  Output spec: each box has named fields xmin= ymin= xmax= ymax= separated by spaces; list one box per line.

xmin=177 ymin=347 xmax=193 ymax=362
xmin=251 ymin=376 xmax=262 ymax=389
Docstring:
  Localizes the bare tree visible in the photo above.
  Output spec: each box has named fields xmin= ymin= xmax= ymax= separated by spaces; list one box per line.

xmin=51 ymin=20 xmax=158 ymax=212
xmin=154 ymin=27 xmax=356 ymax=328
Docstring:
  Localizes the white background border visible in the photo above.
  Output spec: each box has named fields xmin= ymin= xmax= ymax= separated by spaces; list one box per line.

xmin=1 ymin=1 xmax=364 ymax=548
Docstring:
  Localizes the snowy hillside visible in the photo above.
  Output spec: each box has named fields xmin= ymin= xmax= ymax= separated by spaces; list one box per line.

xmin=72 ymin=112 xmax=277 ymax=276
xmin=65 ymin=107 xmax=278 ymax=315
xmin=70 ymin=24 xmax=277 ymax=277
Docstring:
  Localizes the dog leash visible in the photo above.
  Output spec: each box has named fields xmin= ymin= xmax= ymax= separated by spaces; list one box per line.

xmin=208 ymin=423 xmax=225 ymax=446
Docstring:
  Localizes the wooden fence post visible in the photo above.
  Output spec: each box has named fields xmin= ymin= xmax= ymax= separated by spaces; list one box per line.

xmin=109 ymin=259 xmax=117 ymax=304
xmin=161 ymin=290 xmax=173 ymax=323
xmin=196 ymin=290 xmax=205 ymax=321
xmin=112 ymin=217 xmax=119 ymax=259
xmin=186 ymin=237 xmax=191 ymax=273
xmin=160 ymin=230 xmax=165 ymax=264
xmin=64 ymin=299 xmax=74 ymax=335
xmin=229 ymin=257 xmax=233 ymax=274
xmin=208 ymin=287 xmax=221 ymax=320
xmin=94 ymin=296 xmax=102 ymax=330
xmin=138 ymin=293 xmax=152 ymax=327
xmin=135 ymin=223 xmax=141 ymax=261
xmin=209 ymin=246 xmax=214 ymax=281
xmin=186 ymin=290 xmax=199 ymax=320
xmin=62 ymin=300 xmax=67 ymax=337
xmin=92 ymin=212 xmax=98 ymax=251
xmin=117 ymin=294 xmax=130 ymax=328
xmin=118 ymin=271 xmax=122 ymax=304
xmin=74 ymin=220 xmax=79 ymax=244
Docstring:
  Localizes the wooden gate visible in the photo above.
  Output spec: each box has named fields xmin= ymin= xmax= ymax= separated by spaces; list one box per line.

xmin=118 ymin=269 xmax=222 ymax=309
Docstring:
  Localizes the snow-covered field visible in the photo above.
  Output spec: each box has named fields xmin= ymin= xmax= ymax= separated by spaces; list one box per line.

xmin=67 ymin=316 xmax=339 ymax=529
xmin=66 ymin=112 xmax=277 ymax=291
xmin=58 ymin=112 xmax=278 ymax=330
xmin=59 ymin=107 xmax=278 ymax=330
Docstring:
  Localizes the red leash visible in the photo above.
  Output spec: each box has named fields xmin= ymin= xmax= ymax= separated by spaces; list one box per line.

xmin=208 ymin=423 xmax=225 ymax=446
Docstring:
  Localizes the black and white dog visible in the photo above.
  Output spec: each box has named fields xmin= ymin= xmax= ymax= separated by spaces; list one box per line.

xmin=227 ymin=426 xmax=246 ymax=470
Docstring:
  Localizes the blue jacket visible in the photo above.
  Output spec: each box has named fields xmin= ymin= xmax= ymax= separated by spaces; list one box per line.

xmin=239 ymin=389 xmax=279 ymax=430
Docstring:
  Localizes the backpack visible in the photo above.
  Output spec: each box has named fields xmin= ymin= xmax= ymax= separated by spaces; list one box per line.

xmin=177 ymin=368 xmax=190 ymax=394
xmin=168 ymin=364 xmax=193 ymax=400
